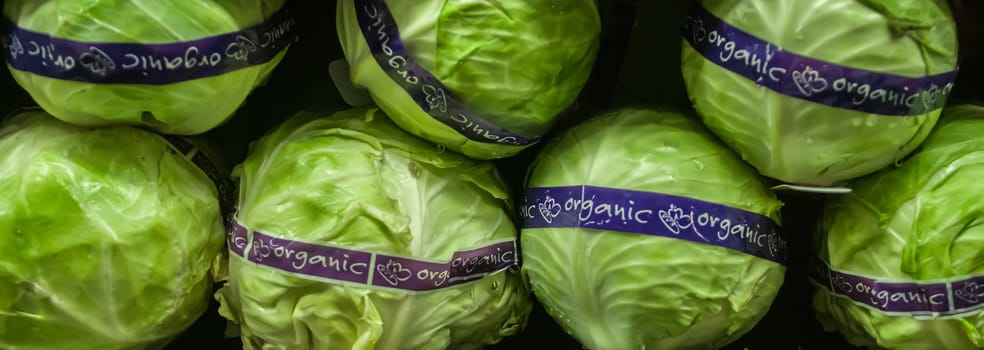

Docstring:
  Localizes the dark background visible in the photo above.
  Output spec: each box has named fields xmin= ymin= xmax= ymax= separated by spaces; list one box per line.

xmin=1 ymin=0 xmax=981 ymax=349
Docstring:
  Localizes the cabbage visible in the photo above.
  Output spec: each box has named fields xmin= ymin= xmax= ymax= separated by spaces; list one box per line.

xmin=811 ymin=103 xmax=984 ymax=350
xmin=2 ymin=0 xmax=293 ymax=135
xmin=680 ymin=0 xmax=959 ymax=186
xmin=336 ymin=0 xmax=600 ymax=159
xmin=0 ymin=109 xmax=226 ymax=350
xmin=519 ymin=107 xmax=787 ymax=350
xmin=215 ymin=108 xmax=531 ymax=350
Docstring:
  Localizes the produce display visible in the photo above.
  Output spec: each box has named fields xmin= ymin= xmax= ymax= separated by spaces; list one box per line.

xmin=0 ymin=0 xmax=981 ymax=349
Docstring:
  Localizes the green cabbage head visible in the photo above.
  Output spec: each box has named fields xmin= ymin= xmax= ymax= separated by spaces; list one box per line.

xmin=3 ymin=0 xmax=290 ymax=135
xmin=813 ymin=103 xmax=984 ymax=350
xmin=337 ymin=0 xmax=600 ymax=159
xmin=520 ymin=107 xmax=786 ymax=350
xmin=215 ymin=107 xmax=531 ymax=350
xmin=681 ymin=0 xmax=959 ymax=186
xmin=0 ymin=109 xmax=226 ymax=350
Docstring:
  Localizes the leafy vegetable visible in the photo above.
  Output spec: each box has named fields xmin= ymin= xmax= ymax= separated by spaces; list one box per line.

xmin=336 ymin=0 xmax=600 ymax=159
xmin=813 ymin=103 xmax=984 ymax=350
xmin=215 ymin=107 xmax=531 ymax=350
xmin=681 ymin=0 xmax=959 ymax=185
xmin=0 ymin=109 xmax=226 ymax=350
xmin=520 ymin=107 xmax=786 ymax=350
xmin=3 ymin=0 xmax=291 ymax=135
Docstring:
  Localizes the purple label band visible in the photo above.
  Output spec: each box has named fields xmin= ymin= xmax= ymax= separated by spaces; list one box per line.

xmin=227 ymin=220 xmax=519 ymax=292
xmin=0 ymin=5 xmax=296 ymax=85
xmin=353 ymin=0 xmax=537 ymax=146
xmin=521 ymin=185 xmax=788 ymax=264
xmin=683 ymin=2 xmax=958 ymax=116
xmin=227 ymin=220 xmax=250 ymax=258
xmin=811 ymin=258 xmax=984 ymax=318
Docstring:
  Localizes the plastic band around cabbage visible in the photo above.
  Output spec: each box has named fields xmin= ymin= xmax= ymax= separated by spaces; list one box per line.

xmin=682 ymin=1 xmax=958 ymax=116
xmin=521 ymin=185 xmax=788 ymax=264
xmin=158 ymin=135 xmax=234 ymax=217
xmin=810 ymin=258 xmax=984 ymax=319
xmin=0 ymin=5 xmax=296 ymax=85
xmin=226 ymin=220 xmax=519 ymax=293
xmin=353 ymin=0 xmax=538 ymax=146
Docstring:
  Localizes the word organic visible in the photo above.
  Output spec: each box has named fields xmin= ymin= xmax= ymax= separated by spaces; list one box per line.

xmin=522 ymin=185 xmax=787 ymax=264
xmin=227 ymin=222 xmax=518 ymax=292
